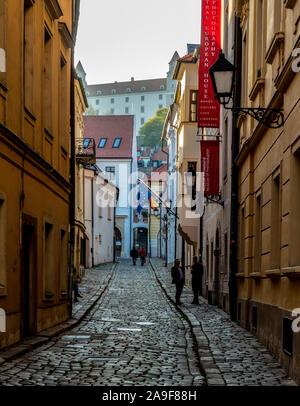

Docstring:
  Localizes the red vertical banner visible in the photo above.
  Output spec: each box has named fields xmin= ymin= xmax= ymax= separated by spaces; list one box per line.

xmin=198 ymin=0 xmax=221 ymax=128
xmin=201 ymin=140 xmax=220 ymax=195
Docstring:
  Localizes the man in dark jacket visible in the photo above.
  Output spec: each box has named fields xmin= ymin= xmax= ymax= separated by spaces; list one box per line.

xmin=130 ymin=246 xmax=139 ymax=265
xmin=191 ymin=256 xmax=203 ymax=304
xmin=171 ymin=259 xmax=185 ymax=305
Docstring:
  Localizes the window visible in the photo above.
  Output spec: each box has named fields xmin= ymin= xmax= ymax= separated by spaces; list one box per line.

xmin=252 ymin=306 xmax=257 ymax=332
xmin=98 ymin=138 xmax=107 ymax=148
xmin=283 ymin=317 xmax=293 ymax=357
xmin=223 ymin=118 xmax=228 ymax=176
xmin=96 ymin=109 xmax=99 ymax=115
xmin=141 ymin=86 xmax=146 ymax=91
xmin=256 ymin=0 xmax=263 ymax=78
xmin=112 ymin=138 xmax=121 ymax=148
xmin=190 ymin=90 xmax=198 ymax=122
xmin=125 ymin=107 xmax=129 ymax=114
xmin=86 ymin=91 xmax=90 ymax=96
xmin=110 ymin=108 xmax=114 ymax=114
xmin=105 ymin=166 xmax=115 ymax=181
xmin=141 ymin=106 xmax=144 ymax=113
xmin=271 ymin=172 xmax=281 ymax=269
xmin=126 ymin=88 xmax=131 ymax=92
xmin=224 ymin=233 xmax=228 ymax=275
xmin=43 ymin=27 xmax=53 ymax=132
xmin=240 ymin=208 xmax=245 ymax=274
xmin=60 ymin=229 xmax=68 ymax=294
xmin=254 ymin=195 xmax=261 ymax=273
xmin=98 ymin=234 xmax=102 ymax=245
xmin=125 ymin=97 xmax=129 ymax=103
xmin=96 ymin=90 xmax=102 ymax=95
xmin=111 ymin=98 xmax=114 ymax=104
xmin=141 ymin=118 xmax=144 ymax=125
xmin=188 ymin=162 xmax=197 ymax=211
xmin=0 ymin=1 xmax=7 ymax=85
xmin=59 ymin=56 xmax=68 ymax=149
xmin=112 ymin=89 xmax=116 ymax=94
xmin=141 ymin=96 xmax=145 ymax=101
xmin=24 ymin=1 xmax=35 ymax=113
xmin=44 ymin=223 xmax=54 ymax=296
xmin=160 ymin=85 xmax=164 ymax=90
xmin=0 ymin=194 xmax=7 ymax=296
xmin=83 ymin=138 xmax=91 ymax=148
xmin=159 ymin=94 xmax=163 ymax=100
xmin=96 ymin=99 xmax=100 ymax=105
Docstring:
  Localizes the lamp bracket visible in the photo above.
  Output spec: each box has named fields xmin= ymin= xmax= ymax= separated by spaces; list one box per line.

xmin=222 ymin=99 xmax=284 ymax=128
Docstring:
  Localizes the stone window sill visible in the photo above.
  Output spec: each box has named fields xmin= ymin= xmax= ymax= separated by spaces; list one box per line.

xmin=265 ymin=32 xmax=285 ymax=64
xmin=265 ymin=269 xmax=281 ymax=278
xmin=249 ymin=78 xmax=265 ymax=102
xmin=250 ymin=272 xmax=263 ymax=279
xmin=282 ymin=267 xmax=300 ymax=278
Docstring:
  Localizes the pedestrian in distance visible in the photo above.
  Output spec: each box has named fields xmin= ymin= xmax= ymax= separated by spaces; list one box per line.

xmin=171 ymin=259 xmax=185 ymax=305
xmin=191 ymin=256 xmax=203 ymax=305
xmin=72 ymin=268 xmax=82 ymax=303
xmin=139 ymin=247 xmax=146 ymax=266
xmin=130 ymin=246 xmax=139 ymax=266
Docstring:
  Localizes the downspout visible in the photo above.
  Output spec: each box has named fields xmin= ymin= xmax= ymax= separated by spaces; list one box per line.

xmin=229 ymin=14 xmax=242 ymax=321
xmin=68 ymin=59 xmax=76 ymax=319
xmin=91 ymin=176 xmax=94 ymax=267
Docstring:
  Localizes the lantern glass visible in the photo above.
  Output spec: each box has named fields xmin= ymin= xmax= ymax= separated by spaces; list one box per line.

xmin=213 ymin=70 xmax=234 ymax=96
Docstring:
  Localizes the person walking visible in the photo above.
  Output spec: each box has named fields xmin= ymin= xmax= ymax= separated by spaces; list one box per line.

xmin=191 ymin=256 xmax=203 ymax=304
xmin=130 ymin=246 xmax=139 ymax=265
xmin=72 ymin=268 xmax=82 ymax=303
xmin=139 ymin=247 xmax=146 ymax=266
xmin=171 ymin=259 xmax=185 ymax=305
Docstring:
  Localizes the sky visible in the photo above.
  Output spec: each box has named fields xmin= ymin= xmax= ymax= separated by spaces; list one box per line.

xmin=75 ymin=0 xmax=201 ymax=85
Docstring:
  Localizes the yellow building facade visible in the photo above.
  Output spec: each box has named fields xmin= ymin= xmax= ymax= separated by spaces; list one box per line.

xmin=172 ymin=51 xmax=201 ymax=286
xmin=74 ymin=76 xmax=88 ymax=277
xmin=235 ymin=0 xmax=300 ymax=383
xmin=0 ymin=0 xmax=78 ymax=348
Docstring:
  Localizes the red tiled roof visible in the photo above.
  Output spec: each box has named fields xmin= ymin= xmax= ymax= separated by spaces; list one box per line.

xmin=178 ymin=53 xmax=194 ymax=62
xmin=83 ymin=115 xmax=134 ymax=159
xmin=148 ymin=164 xmax=168 ymax=181
xmin=151 ymin=148 xmax=168 ymax=162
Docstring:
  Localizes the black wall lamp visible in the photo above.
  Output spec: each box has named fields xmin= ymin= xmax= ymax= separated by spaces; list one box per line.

xmin=209 ymin=50 xmax=284 ymax=129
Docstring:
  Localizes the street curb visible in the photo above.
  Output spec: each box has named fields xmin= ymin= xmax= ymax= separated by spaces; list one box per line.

xmin=0 ymin=263 xmax=117 ymax=364
xmin=149 ymin=260 xmax=226 ymax=386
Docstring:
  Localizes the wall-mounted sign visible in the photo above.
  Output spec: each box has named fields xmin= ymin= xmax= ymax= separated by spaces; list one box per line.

xmin=198 ymin=0 xmax=221 ymax=128
xmin=201 ymin=140 xmax=220 ymax=196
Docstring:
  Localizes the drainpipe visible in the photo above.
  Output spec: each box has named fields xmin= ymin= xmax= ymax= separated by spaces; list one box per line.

xmin=68 ymin=56 xmax=76 ymax=318
xmin=229 ymin=14 xmax=242 ymax=321
xmin=91 ymin=176 xmax=94 ymax=267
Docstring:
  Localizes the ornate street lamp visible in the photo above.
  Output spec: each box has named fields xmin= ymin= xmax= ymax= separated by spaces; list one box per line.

xmin=209 ymin=50 xmax=284 ymax=129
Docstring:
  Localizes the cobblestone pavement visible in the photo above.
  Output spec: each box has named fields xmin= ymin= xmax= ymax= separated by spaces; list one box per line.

xmin=151 ymin=258 xmax=297 ymax=386
xmin=0 ymin=260 xmax=204 ymax=386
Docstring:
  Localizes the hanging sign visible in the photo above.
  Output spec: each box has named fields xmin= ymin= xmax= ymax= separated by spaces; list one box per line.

xmin=198 ymin=0 xmax=221 ymax=128
xmin=201 ymin=140 xmax=220 ymax=195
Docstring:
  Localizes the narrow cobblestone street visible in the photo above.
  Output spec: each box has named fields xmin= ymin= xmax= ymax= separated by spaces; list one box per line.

xmin=0 ymin=260 xmax=204 ymax=386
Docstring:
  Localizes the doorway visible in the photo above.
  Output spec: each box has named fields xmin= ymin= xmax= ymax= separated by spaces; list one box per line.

xmin=22 ymin=215 xmax=37 ymax=337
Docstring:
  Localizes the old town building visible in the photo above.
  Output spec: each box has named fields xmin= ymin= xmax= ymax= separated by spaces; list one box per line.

xmin=74 ymin=75 xmax=89 ymax=277
xmin=234 ymin=0 xmax=300 ymax=384
xmin=0 ymin=0 xmax=80 ymax=348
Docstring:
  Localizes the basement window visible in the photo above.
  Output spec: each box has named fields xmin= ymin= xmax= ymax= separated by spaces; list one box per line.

xmin=283 ymin=317 xmax=293 ymax=357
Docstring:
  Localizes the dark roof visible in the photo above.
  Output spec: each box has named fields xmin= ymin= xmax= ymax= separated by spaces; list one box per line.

xmin=169 ymin=51 xmax=180 ymax=64
xmin=76 ymin=61 xmax=86 ymax=75
xmin=83 ymin=115 xmax=134 ymax=159
xmin=85 ymin=78 xmax=167 ymax=97
xmin=187 ymin=44 xmax=200 ymax=54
